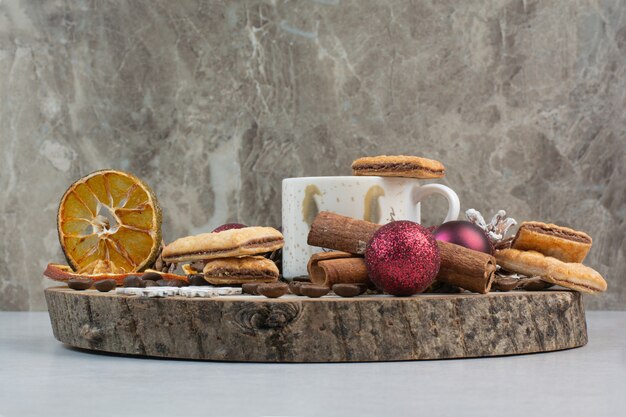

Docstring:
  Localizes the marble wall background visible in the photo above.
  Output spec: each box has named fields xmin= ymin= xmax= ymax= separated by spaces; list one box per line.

xmin=0 ymin=0 xmax=624 ymax=310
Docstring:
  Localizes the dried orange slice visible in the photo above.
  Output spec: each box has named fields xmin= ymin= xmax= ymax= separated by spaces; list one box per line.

xmin=57 ymin=170 xmax=162 ymax=274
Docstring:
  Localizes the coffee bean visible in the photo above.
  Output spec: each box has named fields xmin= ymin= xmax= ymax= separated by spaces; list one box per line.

xmin=242 ymin=282 xmax=260 ymax=295
xmin=300 ymin=284 xmax=330 ymax=298
xmin=67 ymin=279 xmax=93 ymax=291
xmin=157 ymin=279 xmax=185 ymax=287
xmin=94 ymin=279 xmax=115 ymax=292
xmin=257 ymin=283 xmax=288 ymax=298
xmin=123 ymin=275 xmax=144 ymax=288
xmin=292 ymin=276 xmax=311 ymax=283
xmin=332 ymin=283 xmax=366 ymax=298
xmin=188 ymin=274 xmax=209 ymax=286
xmin=141 ymin=272 xmax=162 ymax=281
xmin=288 ymin=281 xmax=303 ymax=296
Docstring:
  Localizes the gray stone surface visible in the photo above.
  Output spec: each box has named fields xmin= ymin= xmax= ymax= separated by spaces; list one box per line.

xmin=0 ymin=0 xmax=624 ymax=310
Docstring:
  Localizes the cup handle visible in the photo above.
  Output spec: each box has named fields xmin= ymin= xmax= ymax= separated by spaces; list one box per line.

xmin=411 ymin=184 xmax=460 ymax=223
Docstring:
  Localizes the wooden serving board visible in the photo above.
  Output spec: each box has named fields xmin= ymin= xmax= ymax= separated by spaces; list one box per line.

xmin=45 ymin=287 xmax=587 ymax=362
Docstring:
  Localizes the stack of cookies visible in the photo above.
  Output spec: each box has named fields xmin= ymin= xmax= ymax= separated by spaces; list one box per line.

xmin=496 ymin=221 xmax=607 ymax=293
xmin=161 ymin=227 xmax=284 ymax=286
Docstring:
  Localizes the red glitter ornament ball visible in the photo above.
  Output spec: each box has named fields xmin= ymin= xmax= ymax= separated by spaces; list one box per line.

xmin=212 ymin=223 xmax=247 ymax=233
xmin=433 ymin=221 xmax=494 ymax=255
xmin=365 ymin=221 xmax=440 ymax=296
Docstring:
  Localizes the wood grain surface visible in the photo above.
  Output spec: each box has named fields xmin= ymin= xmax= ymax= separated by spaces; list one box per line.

xmin=45 ymin=287 xmax=587 ymax=362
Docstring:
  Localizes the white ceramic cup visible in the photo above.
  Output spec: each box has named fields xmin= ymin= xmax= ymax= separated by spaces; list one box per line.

xmin=281 ymin=176 xmax=460 ymax=278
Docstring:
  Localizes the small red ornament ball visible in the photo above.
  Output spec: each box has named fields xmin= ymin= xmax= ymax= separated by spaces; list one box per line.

xmin=433 ymin=221 xmax=494 ymax=255
xmin=212 ymin=223 xmax=247 ymax=233
xmin=365 ymin=221 xmax=441 ymax=296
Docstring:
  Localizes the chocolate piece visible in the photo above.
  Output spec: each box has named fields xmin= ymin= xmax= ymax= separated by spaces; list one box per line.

xmin=188 ymin=274 xmax=210 ymax=286
xmin=94 ymin=279 xmax=116 ymax=292
xmin=141 ymin=271 xmax=162 ymax=281
xmin=300 ymin=284 xmax=330 ymax=298
xmin=257 ymin=283 xmax=289 ymax=298
xmin=288 ymin=281 xmax=303 ymax=295
xmin=67 ymin=279 xmax=93 ymax=291
xmin=123 ymin=275 xmax=144 ymax=288
xmin=242 ymin=282 xmax=260 ymax=295
xmin=332 ymin=283 xmax=366 ymax=298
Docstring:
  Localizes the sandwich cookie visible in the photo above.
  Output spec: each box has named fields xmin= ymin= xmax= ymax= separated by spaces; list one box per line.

xmin=202 ymin=256 xmax=279 ymax=285
xmin=351 ymin=155 xmax=445 ymax=179
xmin=162 ymin=227 xmax=283 ymax=263
xmin=511 ymin=221 xmax=592 ymax=263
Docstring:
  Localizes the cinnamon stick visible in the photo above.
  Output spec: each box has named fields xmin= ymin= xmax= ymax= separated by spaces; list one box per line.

xmin=435 ymin=241 xmax=495 ymax=294
xmin=307 ymin=212 xmax=380 ymax=255
xmin=307 ymin=212 xmax=496 ymax=293
xmin=307 ymin=251 xmax=370 ymax=287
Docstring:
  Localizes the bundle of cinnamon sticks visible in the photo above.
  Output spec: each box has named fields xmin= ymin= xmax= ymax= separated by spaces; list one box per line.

xmin=306 ymin=211 xmax=496 ymax=294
